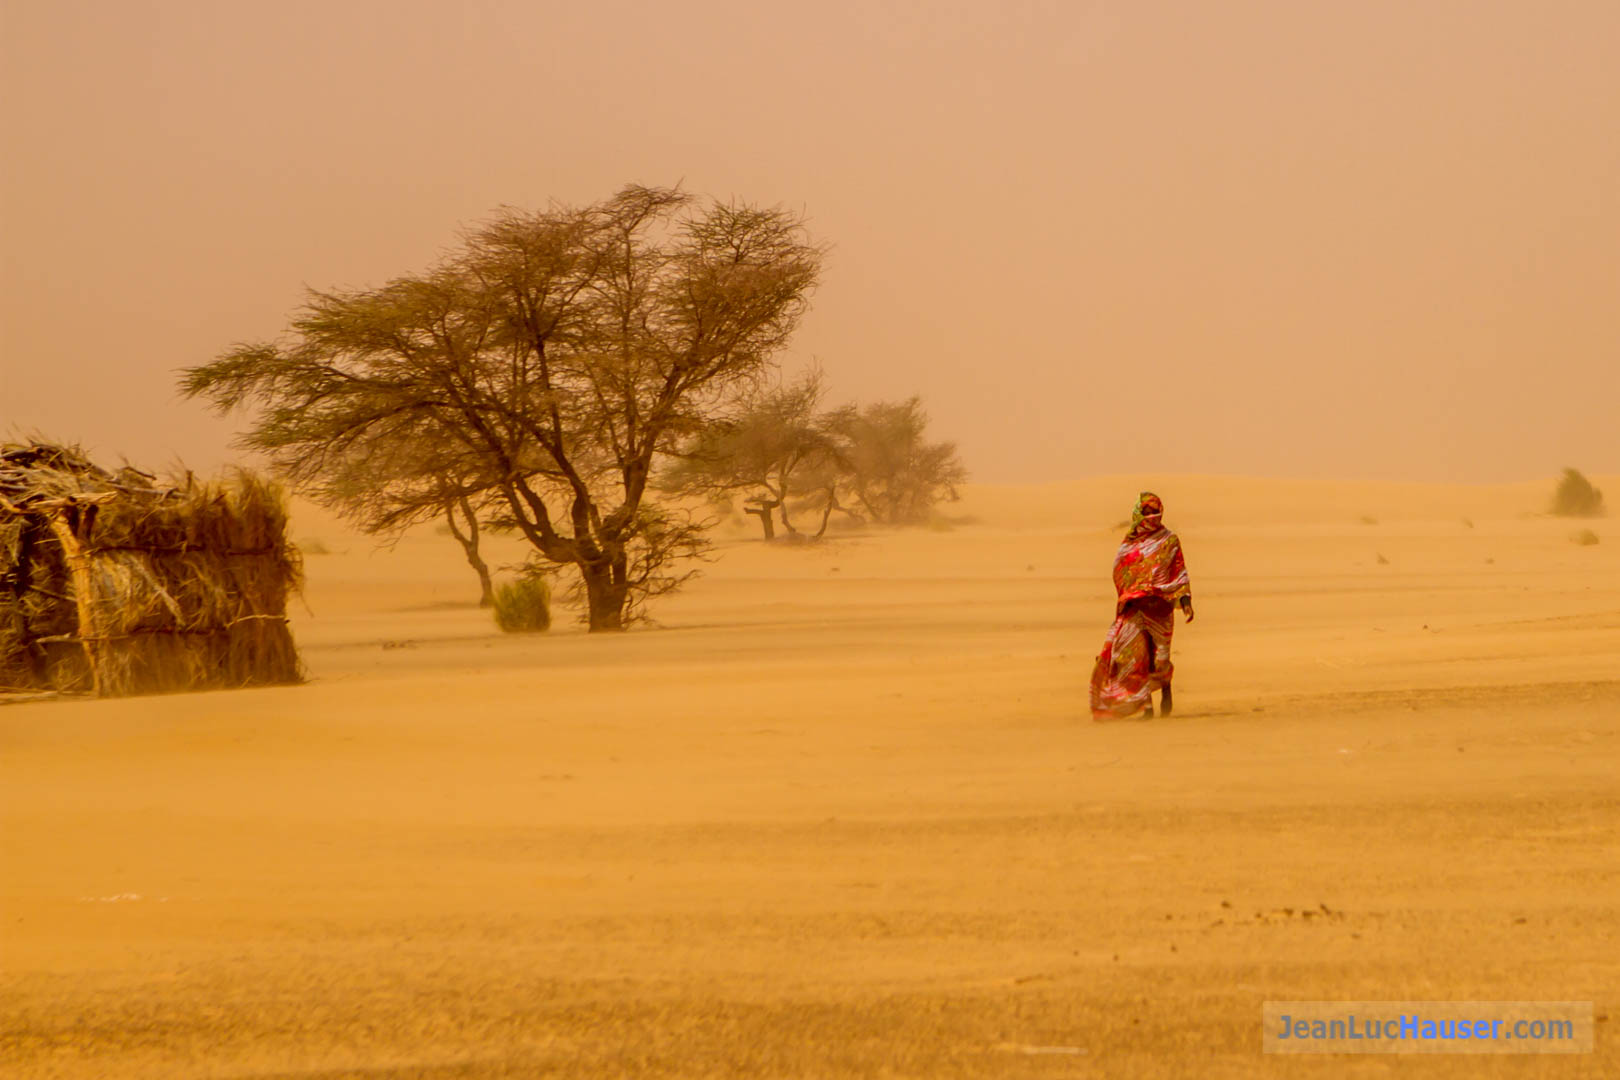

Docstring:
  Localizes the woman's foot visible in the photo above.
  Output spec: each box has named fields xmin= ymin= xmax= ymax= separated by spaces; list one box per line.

xmin=1159 ymin=684 xmax=1174 ymax=717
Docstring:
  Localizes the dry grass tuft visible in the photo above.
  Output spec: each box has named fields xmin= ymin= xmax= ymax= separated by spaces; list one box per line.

xmin=492 ymin=576 xmax=551 ymax=633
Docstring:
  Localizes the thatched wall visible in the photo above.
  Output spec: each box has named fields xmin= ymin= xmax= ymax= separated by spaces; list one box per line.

xmin=1 ymin=443 xmax=302 ymax=697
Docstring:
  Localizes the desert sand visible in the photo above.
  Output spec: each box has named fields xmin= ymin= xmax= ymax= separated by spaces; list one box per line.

xmin=3 ymin=476 xmax=1617 ymax=1078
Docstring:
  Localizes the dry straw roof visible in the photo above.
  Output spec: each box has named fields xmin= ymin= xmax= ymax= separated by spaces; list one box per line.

xmin=1 ymin=442 xmax=302 ymax=697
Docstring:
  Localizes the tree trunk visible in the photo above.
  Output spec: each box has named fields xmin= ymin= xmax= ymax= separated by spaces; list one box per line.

xmin=444 ymin=498 xmax=495 ymax=607
xmin=580 ymin=562 xmax=629 ymax=632
xmin=744 ymin=499 xmax=779 ymax=540
xmin=471 ymin=560 xmax=495 ymax=608
xmin=813 ymin=487 xmax=838 ymax=539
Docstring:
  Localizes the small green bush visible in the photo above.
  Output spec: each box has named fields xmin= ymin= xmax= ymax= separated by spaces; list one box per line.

xmin=492 ymin=576 xmax=551 ymax=633
xmin=298 ymin=536 xmax=331 ymax=555
xmin=1551 ymin=468 xmax=1605 ymax=517
xmin=1570 ymin=529 xmax=1600 ymax=547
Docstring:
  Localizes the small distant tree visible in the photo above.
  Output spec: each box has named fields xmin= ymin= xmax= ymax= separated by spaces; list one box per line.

xmin=305 ymin=434 xmax=501 ymax=606
xmin=822 ymin=397 xmax=966 ymax=524
xmin=182 ymin=185 xmax=822 ymax=630
xmin=1551 ymin=468 xmax=1605 ymax=518
xmin=664 ymin=370 xmax=850 ymax=539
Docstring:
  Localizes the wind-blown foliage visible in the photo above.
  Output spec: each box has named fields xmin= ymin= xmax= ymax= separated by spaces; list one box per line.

xmin=663 ymin=370 xmax=848 ymax=539
xmin=182 ymin=186 xmax=822 ymax=629
xmin=666 ymin=384 xmax=968 ymax=537
xmin=822 ymin=398 xmax=967 ymax=525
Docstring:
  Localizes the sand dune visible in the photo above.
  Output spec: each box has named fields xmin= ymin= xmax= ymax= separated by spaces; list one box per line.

xmin=3 ymin=477 xmax=1617 ymax=1078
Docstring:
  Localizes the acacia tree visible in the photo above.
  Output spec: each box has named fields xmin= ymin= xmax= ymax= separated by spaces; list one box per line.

xmin=663 ymin=370 xmax=849 ymax=540
xmin=316 ymin=439 xmax=503 ymax=606
xmin=823 ymin=397 xmax=966 ymax=524
xmin=181 ymin=185 xmax=822 ymax=630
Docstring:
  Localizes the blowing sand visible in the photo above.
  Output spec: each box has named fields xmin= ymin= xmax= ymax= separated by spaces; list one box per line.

xmin=3 ymin=476 xmax=1617 ymax=1078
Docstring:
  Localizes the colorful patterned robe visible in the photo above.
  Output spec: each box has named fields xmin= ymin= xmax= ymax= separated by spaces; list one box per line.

xmin=1090 ymin=501 xmax=1191 ymax=721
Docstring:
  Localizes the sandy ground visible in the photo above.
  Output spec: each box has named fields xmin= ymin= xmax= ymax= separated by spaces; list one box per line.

xmin=3 ymin=475 xmax=1618 ymax=1078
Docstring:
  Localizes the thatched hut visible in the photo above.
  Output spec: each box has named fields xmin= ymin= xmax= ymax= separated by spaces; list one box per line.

xmin=0 ymin=442 xmax=302 ymax=697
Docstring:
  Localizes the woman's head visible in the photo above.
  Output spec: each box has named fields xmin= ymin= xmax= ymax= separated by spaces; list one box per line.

xmin=1130 ymin=492 xmax=1164 ymax=534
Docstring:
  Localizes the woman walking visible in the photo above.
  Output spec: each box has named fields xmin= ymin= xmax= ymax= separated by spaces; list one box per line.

xmin=1090 ymin=492 xmax=1194 ymax=720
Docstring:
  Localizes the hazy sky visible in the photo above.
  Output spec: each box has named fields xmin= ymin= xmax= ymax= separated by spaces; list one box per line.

xmin=3 ymin=0 xmax=1616 ymax=483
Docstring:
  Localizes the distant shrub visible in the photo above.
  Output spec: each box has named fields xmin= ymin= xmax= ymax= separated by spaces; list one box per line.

xmin=298 ymin=537 xmax=331 ymax=555
xmin=492 ymin=576 xmax=551 ymax=633
xmin=1570 ymin=529 xmax=1600 ymax=547
xmin=925 ymin=511 xmax=983 ymax=533
xmin=1360 ymin=515 xmax=1379 ymax=525
xmin=1551 ymin=468 xmax=1605 ymax=517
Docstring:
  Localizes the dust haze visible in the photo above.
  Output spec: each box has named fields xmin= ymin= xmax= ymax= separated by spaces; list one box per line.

xmin=3 ymin=0 xmax=1617 ymax=480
